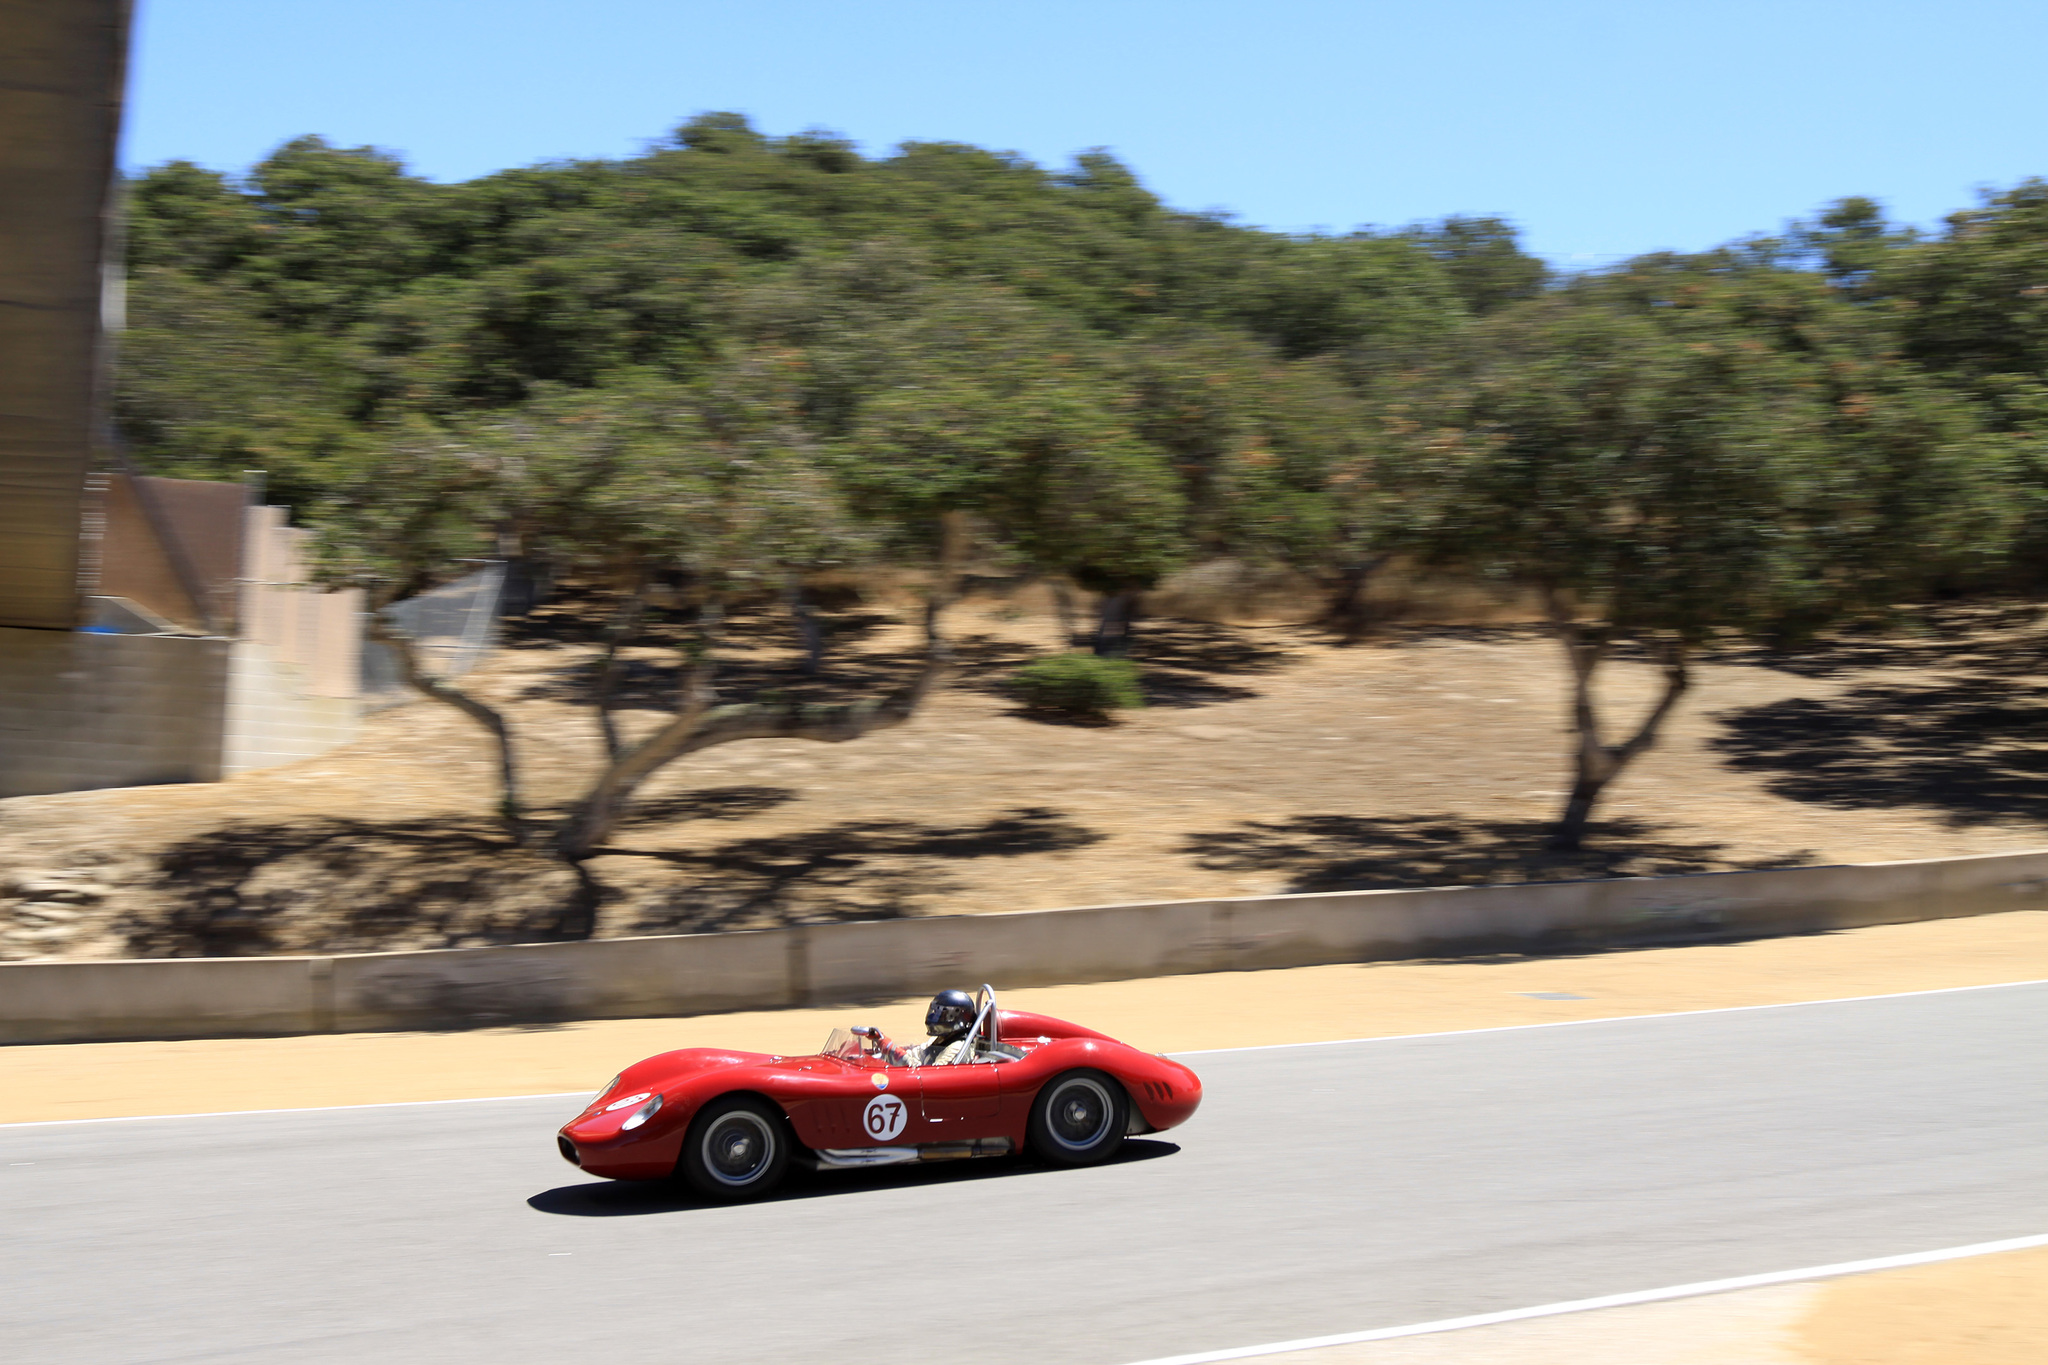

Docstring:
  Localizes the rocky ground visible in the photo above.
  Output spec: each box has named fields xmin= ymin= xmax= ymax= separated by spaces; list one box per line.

xmin=5 ymin=595 xmax=2048 ymax=961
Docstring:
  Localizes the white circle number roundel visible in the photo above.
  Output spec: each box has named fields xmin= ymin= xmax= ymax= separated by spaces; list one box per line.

xmin=863 ymin=1093 xmax=908 ymax=1141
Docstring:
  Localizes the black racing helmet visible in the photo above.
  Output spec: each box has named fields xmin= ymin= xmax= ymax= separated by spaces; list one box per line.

xmin=925 ymin=989 xmax=976 ymax=1038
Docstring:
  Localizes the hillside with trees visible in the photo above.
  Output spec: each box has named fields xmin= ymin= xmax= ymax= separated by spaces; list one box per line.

xmin=112 ymin=114 xmax=2048 ymax=858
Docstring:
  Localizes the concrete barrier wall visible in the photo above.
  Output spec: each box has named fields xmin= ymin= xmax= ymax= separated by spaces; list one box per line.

xmin=0 ymin=955 xmax=329 ymax=1042
xmin=5 ymin=848 xmax=2047 ymax=1044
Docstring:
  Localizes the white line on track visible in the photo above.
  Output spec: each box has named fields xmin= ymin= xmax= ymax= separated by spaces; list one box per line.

xmin=5 ymin=975 xmax=2043 ymax=1129
xmin=1116 ymin=1232 xmax=2048 ymax=1365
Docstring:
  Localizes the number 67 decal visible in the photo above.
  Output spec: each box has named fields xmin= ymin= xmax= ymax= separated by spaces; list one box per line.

xmin=863 ymin=1093 xmax=907 ymax=1140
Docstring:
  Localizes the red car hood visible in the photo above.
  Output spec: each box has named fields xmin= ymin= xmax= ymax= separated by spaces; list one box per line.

xmin=570 ymin=1048 xmax=777 ymax=1120
xmin=621 ymin=1047 xmax=777 ymax=1087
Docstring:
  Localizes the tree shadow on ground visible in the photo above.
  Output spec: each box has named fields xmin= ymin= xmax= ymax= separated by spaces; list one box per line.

xmin=121 ymin=801 xmax=1103 ymax=955
xmin=1705 ymin=602 xmax=2047 ymax=680
xmin=613 ymin=786 xmax=798 ymax=827
xmin=503 ymin=583 xmax=1321 ymax=722
xmin=1128 ymin=620 xmax=1302 ymax=708
xmin=1182 ymin=813 xmax=1816 ymax=892
xmin=124 ymin=816 xmax=592 ymax=958
xmin=497 ymin=582 xmax=618 ymax=649
xmin=514 ymin=604 xmax=913 ymax=710
xmin=1362 ymin=606 xmax=2048 ymax=681
xmin=501 ymin=584 xmax=893 ymax=647
xmin=1372 ymin=622 xmax=1549 ymax=649
xmin=591 ymin=806 xmax=1104 ymax=934
xmin=1711 ymin=675 xmax=2048 ymax=825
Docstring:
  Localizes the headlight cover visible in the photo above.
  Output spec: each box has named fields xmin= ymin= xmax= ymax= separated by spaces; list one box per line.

xmin=620 ymin=1094 xmax=663 ymax=1131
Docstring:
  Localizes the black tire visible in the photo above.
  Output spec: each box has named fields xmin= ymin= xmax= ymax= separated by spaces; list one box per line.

xmin=1027 ymin=1069 xmax=1128 ymax=1166
xmin=677 ymin=1095 xmax=790 ymax=1201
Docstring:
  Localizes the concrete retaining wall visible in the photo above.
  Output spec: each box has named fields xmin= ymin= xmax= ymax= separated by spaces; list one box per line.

xmin=0 ymin=628 xmax=230 ymax=797
xmin=5 ymin=848 xmax=2047 ymax=1044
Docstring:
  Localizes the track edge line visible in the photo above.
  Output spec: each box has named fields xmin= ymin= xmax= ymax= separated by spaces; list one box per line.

xmin=1114 ymin=1232 xmax=2048 ymax=1365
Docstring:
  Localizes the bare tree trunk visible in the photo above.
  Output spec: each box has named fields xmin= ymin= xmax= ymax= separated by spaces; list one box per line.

xmin=551 ymin=555 xmax=958 ymax=863
xmin=366 ymin=612 xmax=527 ymax=844
xmin=1051 ymin=580 xmax=1078 ymax=650
xmin=551 ymin=609 xmax=723 ymax=864
xmin=1326 ymin=554 xmax=1390 ymax=643
xmin=1092 ymin=589 xmax=1138 ymax=657
xmin=1544 ymin=589 xmax=1690 ymax=852
xmin=593 ymin=575 xmax=648 ymax=763
xmin=785 ymin=576 xmax=824 ymax=676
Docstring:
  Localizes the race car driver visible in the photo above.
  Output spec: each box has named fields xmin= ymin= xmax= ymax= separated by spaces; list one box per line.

xmin=897 ymin=989 xmax=978 ymax=1066
xmin=868 ymin=994 xmax=978 ymax=1064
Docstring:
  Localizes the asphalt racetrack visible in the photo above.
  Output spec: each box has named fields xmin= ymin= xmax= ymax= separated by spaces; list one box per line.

xmin=6 ymin=984 xmax=2046 ymax=1365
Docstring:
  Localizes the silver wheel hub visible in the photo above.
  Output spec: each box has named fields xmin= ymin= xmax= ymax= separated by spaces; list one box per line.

xmin=1046 ymin=1077 xmax=1114 ymax=1151
xmin=703 ymin=1112 xmax=776 ymax=1185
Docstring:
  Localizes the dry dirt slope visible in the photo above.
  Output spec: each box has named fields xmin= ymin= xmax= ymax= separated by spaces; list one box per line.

xmin=4 ymin=601 xmax=2047 ymax=960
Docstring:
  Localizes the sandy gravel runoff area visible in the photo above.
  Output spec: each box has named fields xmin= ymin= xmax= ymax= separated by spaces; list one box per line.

xmin=1263 ymin=1244 xmax=2048 ymax=1365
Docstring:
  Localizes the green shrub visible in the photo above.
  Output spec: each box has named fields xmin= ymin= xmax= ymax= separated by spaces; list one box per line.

xmin=1010 ymin=652 xmax=1144 ymax=718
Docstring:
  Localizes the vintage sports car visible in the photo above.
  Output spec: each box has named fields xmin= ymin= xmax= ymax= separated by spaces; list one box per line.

xmin=556 ymin=985 xmax=1202 ymax=1199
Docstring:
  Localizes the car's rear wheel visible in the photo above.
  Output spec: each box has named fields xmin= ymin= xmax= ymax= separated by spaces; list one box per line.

xmin=678 ymin=1095 xmax=789 ymax=1200
xmin=1028 ymin=1069 xmax=1127 ymax=1165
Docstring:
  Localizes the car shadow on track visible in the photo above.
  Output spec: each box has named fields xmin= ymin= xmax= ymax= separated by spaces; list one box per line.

xmin=525 ymin=1140 xmax=1181 ymax=1217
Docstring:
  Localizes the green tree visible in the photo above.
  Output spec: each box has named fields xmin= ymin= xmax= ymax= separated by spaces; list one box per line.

xmin=314 ymin=360 xmax=936 ymax=871
xmin=1882 ymin=181 xmax=2048 ymax=414
xmin=838 ymin=291 xmax=1186 ymax=651
xmin=1420 ymin=291 xmax=1843 ymax=850
xmin=1421 ymin=251 xmax=2017 ymax=849
xmin=1602 ymin=246 xmax=2017 ymax=616
xmin=1117 ymin=328 xmax=1475 ymax=637
xmin=1401 ymin=215 xmax=1550 ymax=315
xmin=115 ymin=268 xmax=372 ymax=510
xmin=121 ymin=114 xmax=1481 ymax=519
xmin=1226 ymin=232 xmax=1469 ymax=366
xmin=536 ymin=357 xmax=940 ymax=862
xmin=1796 ymin=196 xmax=1915 ymax=295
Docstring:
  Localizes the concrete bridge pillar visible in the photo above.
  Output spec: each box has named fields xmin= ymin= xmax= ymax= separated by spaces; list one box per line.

xmin=0 ymin=0 xmax=131 ymax=630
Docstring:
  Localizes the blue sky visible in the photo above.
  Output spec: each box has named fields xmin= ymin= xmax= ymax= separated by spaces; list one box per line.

xmin=127 ymin=0 xmax=2048 ymax=265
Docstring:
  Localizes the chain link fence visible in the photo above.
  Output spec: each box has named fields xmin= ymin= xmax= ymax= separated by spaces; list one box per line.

xmin=360 ymin=562 xmax=507 ymax=710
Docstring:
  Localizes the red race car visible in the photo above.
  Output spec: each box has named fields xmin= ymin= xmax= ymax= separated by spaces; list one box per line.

xmin=556 ymin=985 xmax=1202 ymax=1200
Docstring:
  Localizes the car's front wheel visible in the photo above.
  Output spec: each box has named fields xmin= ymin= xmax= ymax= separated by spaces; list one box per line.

xmin=1028 ymin=1069 xmax=1127 ymax=1165
xmin=678 ymin=1095 xmax=789 ymax=1200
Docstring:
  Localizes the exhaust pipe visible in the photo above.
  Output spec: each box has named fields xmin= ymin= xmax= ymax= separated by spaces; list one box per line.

xmin=807 ymin=1137 xmax=1014 ymax=1170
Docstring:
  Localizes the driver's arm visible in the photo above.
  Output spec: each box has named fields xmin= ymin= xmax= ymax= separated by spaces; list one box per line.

xmin=853 ymin=1025 xmax=913 ymax=1067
